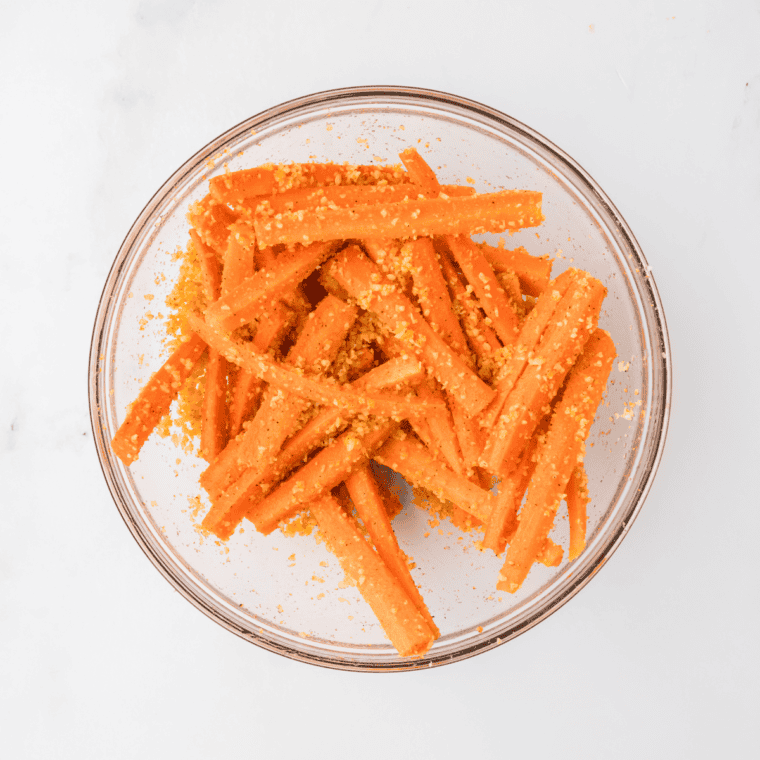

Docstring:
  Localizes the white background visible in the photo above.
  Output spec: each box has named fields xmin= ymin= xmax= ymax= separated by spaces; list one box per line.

xmin=2 ymin=1 xmax=759 ymax=757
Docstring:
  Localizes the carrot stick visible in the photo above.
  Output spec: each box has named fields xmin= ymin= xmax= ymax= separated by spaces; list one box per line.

xmin=309 ymin=495 xmax=436 ymax=656
xmin=187 ymin=194 xmax=238 ymax=253
xmin=250 ymin=183 xmax=474 ymax=215
xmin=399 ymin=147 xmax=442 ymax=196
xmin=227 ymin=300 xmax=293 ymax=438
xmin=204 ymin=357 xmax=424 ymax=539
xmin=345 ymin=465 xmax=439 ymax=636
xmin=374 ymin=433 xmax=492 ymax=523
xmin=205 ymin=241 xmax=339 ymax=331
xmin=497 ymin=329 xmax=615 ymax=593
xmin=444 ymin=235 xmax=521 ymax=346
xmin=449 ymin=401 xmax=484 ymax=472
xmin=478 ymin=268 xmax=578 ymax=430
xmin=566 ymin=464 xmax=590 ymax=561
xmin=439 ymin=249 xmax=501 ymax=364
xmin=111 ymin=335 xmax=207 ymax=466
xmin=201 ymin=296 xmax=357 ymax=499
xmin=414 ymin=380 xmax=466 ymax=476
xmin=481 ymin=273 xmax=607 ymax=474
xmin=248 ymin=421 xmax=398 ymax=535
xmin=209 ymin=163 xmax=410 ymax=205
xmin=324 ymin=246 xmax=495 ymax=416
xmin=221 ymin=223 xmax=257 ymax=294
xmin=480 ymin=243 xmax=553 ymax=297
xmin=405 ymin=237 xmax=469 ymax=356
xmin=536 ymin=538 xmax=563 ymax=567
xmin=253 ymin=190 xmax=544 ymax=247
xmin=188 ymin=312 xmax=428 ymax=422
xmin=481 ymin=414 xmax=551 ymax=555
xmin=192 ymin=230 xmax=229 ymax=461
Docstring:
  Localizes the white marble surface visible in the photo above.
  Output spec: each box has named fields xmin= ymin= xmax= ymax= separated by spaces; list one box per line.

xmin=2 ymin=1 xmax=758 ymax=757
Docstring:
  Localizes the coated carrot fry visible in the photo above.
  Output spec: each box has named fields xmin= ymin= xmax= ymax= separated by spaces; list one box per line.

xmin=205 ymin=357 xmax=424 ymax=539
xmin=206 ymin=241 xmax=339 ymax=330
xmin=536 ymin=538 xmax=563 ymax=567
xmin=374 ymin=433 xmax=492 ymax=523
xmin=253 ymin=189 xmax=544 ymax=247
xmin=363 ymin=238 xmax=413 ymax=293
xmin=248 ymin=421 xmax=398 ymax=535
xmin=481 ymin=414 xmax=551 ymax=555
xmin=188 ymin=312 xmax=427 ymax=421
xmin=478 ymin=268 xmax=578 ymax=430
xmin=345 ymin=465 xmax=439 ymax=635
xmin=399 ymin=147 xmax=442 ymax=196
xmin=111 ymin=335 xmax=207 ymax=466
xmin=439 ymin=249 xmax=501 ymax=364
xmin=444 ymin=235 xmax=521 ymax=346
xmin=324 ymin=245 xmax=495 ymax=416
xmin=221 ymin=223 xmax=257 ymax=294
xmin=192 ymin=229 xmax=229 ymax=461
xmin=201 ymin=295 xmax=357 ymax=499
xmin=480 ymin=243 xmax=553 ymax=297
xmin=309 ymin=495 xmax=436 ymax=657
xmin=566 ymin=464 xmax=590 ymax=561
xmin=209 ymin=162 xmax=410 ymax=205
xmin=406 ymin=237 xmax=469 ymax=356
xmin=227 ymin=300 xmax=293 ymax=438
xmin=251 ymin=183 xmax=474 ymax=215
xmin=497 ymin=329 xmax=615 ymax=593
xmin=415 ymin=380 xmax=466 ymax=476
xmin=187 ymin=194 xmax=238 ymax=253
xmin=481 ymin=273 xmax=607 ymax=474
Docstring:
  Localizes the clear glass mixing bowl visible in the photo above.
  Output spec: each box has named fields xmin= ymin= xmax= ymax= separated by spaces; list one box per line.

xmin=89 ymin=86 xmax=671 ymax=671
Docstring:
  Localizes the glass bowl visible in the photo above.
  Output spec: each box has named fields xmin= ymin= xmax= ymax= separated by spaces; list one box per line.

xmin=89 ymin=86 xmax=671 ymax=671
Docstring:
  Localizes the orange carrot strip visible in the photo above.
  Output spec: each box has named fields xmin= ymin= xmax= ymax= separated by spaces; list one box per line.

xmin=374 ymin=434 xmax=492 ymax=523
xmin=439 ymin=249 xmax=501 ymax=363
xmin=414 ymin=380 xmax=466 ymax=476
xmin=345 ymin=465 xmax=439 ymax=636
xmin=221 ymin=223 xmax=257 ymax=294
xmin=248 ymin=421 xmax=397 ymax=535
xmin=205 ymin=241 xmax=338 ymax=330
xmin=187 ymin=194 xmax=238 ymax=253
xmin=249 ymin=183 xmax=474 ymax=215
xmin=205 ymin=357 xmax=424 ymax=539
xmin=188 ymin=312 xmax=427 ymax=421
xmin=405 ymin=237 xmax=469 ymax=356
xmin=566 ymin=464 xmax=590 ymax=561
xmin=111 ymin=335 xmax=207 ymax=466
xmin=399 ymin=147 xmax=442 ymax=196
xmin=201 ymin=296 xmax=356 ymax=499
xmin=253 ymin=190 xmax=544 ymax=247
xmin=192 ymin=230 xmax=229 ymax=462
xmin=375 ymin=335 xmax=443 ymax=458
xmin=309 ymin=495 xmax=435 ymax=657
xmin=200 ymin=350 xmax=229 ymax=462
xmin=480 ymin=243 xmax=553 ymax=297
xmin=324 ymin=246 xmax=495 ymax=416
xmin=479 ymin=268 xmax=578 ymax=430
xmin=209 ymin=163 xmax=410 ymax=205
xmin=228 ymin=301 xmax=293 ymax=438
xmin=536 ymin=538 xmax=563 ymax=567
xmin=481 ymin=414 xmax=551 ymax=554
xmin=445 ymin=235 xmax=521 ymax=346
xmin=481 ymin=274 xmax=607 ymax=474
xmin=363 ymin=238 xmax=413 ymax=294
xmin=497 ymin=330 xmax=615 ymax=593
xmin=449 ymin=401 xmax=484 ymax=472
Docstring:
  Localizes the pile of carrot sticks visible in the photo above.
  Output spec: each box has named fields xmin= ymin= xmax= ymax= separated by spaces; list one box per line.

xmin=111 ymin=147 xmax=614 ymax=656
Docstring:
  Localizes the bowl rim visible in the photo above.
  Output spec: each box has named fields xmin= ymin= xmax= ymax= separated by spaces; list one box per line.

xmin=89 ymin=84 xmax=672 ymax=672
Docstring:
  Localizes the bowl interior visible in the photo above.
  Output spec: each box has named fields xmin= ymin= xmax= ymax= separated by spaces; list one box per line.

xmin=90 ymin=88 xmax=669 ymax=671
